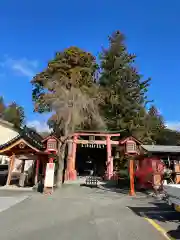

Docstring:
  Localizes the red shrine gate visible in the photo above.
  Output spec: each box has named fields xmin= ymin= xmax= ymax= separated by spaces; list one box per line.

xmin=65 ymin=132 xmax=120 ymax=181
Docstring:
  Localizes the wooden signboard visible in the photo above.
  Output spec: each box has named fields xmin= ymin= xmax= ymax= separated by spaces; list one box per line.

xmin=44 ymin=163 xmax=55 ymax=188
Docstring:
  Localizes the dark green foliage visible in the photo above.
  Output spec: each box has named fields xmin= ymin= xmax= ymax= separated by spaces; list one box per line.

xmin=146 ymin=105 xmax=165 ymax=143
xmin=31 ymin=46 xmax=98 ymax=113
xmin=0 ymin=98 xmax=25 ymax=128
xmin=99 ymin=31 xmax=151 ymax=138
xmin=0 ymin=97 xmax=5 ymax=117
xmin=3 ymin=102 xmax=25 ymax=128
xmin=132 ymin=107 xmax=154 ymax=144
xmin=156 ymin=128 xmax=180 ymax=145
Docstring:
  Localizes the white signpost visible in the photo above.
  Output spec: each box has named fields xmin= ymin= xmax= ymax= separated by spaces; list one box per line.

xmin=44 ymin=163 xmax=55 ymax=189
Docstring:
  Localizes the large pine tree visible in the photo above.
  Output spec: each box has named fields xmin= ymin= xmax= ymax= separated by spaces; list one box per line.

xmin=99 ymin=31 xmax=151 ymax=136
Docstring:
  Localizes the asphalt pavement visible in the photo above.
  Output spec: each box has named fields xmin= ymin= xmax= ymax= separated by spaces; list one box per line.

xmin=128 ymin=197 xmax=180 ymax=239
xmin=0 ymin=185 xmax=179 ymax=240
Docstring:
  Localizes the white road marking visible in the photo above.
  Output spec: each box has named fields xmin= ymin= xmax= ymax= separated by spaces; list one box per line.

xmin=0 ymin=196 xmax=28 ymax=213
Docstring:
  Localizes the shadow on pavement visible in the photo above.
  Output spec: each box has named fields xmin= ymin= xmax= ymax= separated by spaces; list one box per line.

xmin=80 ymin=179 xmax=130 ymax=194
xmin=167 ymin=225 xmax=180 ymax=239
xmin=128 ymin=201 xmax=180 ymax=239
xmin=79 ymin=178 xmax=152 ymax=196
xmin=99 ymin=184 xmax=130 ymax=194
xmin=129 ymin=201 xmax=180 ymax=222
xmin=97 ymin=179 xmax=152 ymax=196
xmin=80 ymin=183 xmax=99 ymax=189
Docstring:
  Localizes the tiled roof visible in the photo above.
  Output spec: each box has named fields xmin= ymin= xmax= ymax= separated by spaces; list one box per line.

xmin=0 ymin=126 xmax=45 ymax=151
xmin=141 ymin=145 xmax=180 ymax=153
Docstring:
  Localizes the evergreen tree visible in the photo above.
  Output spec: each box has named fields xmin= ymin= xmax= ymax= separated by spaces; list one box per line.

xmin=132 ymin=108 xmax=153 ymax=144
xmin=147 ymin=105 xmax=165 ymax=143
xmin=32 ymin=46 xmax=99 ymax=114
xmin=3 ymin=102 xmax=25 ymax=128
xmin=99 ymin=31 xmax=151 ymax=138
xmin=0 ymin=97 xmax=5 ymax=117
xmin=158 ymin=128 xmax=180 ymax=145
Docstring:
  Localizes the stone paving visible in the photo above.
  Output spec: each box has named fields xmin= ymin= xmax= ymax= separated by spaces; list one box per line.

xmin=0 ymin=185 xmax=168 ymax=240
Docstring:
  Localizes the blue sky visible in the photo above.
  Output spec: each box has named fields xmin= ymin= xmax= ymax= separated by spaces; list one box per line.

xmin=0 ymin=0 xmax=180 ymax=131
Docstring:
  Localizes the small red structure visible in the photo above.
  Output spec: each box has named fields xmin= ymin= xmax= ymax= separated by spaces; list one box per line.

xmin=42 ymin=135 xmax=59 ymax=163
xmin=120 ymin=136 xmax=141 ymax=155
xmin=42 ymin=135 xmax=59 ymax=151
xmin=135 ymin=144 xmax=180 ymax=190
xmin=0 ymin=127 xmax=49 ymax=187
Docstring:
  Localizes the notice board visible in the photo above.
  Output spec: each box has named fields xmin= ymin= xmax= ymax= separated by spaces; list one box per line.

xmin=44 ymin=163 xmax=55 ymax=188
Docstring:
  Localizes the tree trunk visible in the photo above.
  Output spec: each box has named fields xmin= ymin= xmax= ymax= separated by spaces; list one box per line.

xmin=56 ymin=140 xmax=66 ymax=187
xmin=56 ymin=117 xmax=70 ymax=187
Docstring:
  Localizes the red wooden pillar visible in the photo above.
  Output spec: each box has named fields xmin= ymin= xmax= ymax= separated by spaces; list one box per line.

xmin=72 ymin=134 xmax=78 ymax=169
xmin=152 ymin=158 xmax=162 ymax=190
xmin=106 ymin=135 xmax=113 ymax=180
xmin=65 ymin=135 xmax=77 ymax=180
xmin=174 ymin=161 xmax=180 ymax=183
xmin=129 ymin=159 xmax=135 ymax=196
